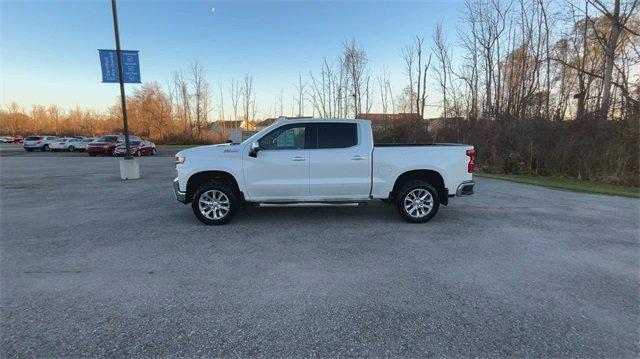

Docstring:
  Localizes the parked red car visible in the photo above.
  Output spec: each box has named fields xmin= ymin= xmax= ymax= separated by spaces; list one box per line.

xmin=12 ymin=135 xmax=24 ymax=143
xmin=113 ymin=140 xmax=157 ymax=157
xmin=86 ymin=135 xmax=140 ymax=156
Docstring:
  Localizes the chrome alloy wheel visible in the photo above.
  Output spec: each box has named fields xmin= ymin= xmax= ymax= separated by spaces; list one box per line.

xmin=403 ymin=188 xmax=433 ymax=219
xmin=198 ymin=190 xmax=230 ymax=220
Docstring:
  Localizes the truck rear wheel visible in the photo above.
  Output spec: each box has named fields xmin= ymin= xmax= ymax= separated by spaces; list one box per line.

xmin=191 ymin=181 xmax=237 ymax=225
xmin=395 ymin=180 xmax=439 ymax=223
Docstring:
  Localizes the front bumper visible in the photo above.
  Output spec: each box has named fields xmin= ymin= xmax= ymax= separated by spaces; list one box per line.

xmin=173 ymin=178 xmax=187 ymax=203
xmin=456 ymin=180 xmax=475 ymax=196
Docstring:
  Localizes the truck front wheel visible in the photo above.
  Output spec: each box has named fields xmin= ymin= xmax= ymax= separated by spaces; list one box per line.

xmin=191 ymin=181 xmax=237 ymax=225
xmin=395 ymin=180 xmax=439 ymax=223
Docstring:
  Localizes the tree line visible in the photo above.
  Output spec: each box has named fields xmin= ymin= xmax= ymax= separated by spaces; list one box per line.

xmin=1 ymin=0 xmax=638 ymax=184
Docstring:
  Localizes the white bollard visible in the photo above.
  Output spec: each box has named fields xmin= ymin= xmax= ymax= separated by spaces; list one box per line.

xmin=119 ymin=157 xmax=140 ymax=180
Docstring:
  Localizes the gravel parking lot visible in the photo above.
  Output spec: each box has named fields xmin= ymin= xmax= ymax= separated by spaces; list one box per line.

xmin=1 ymin=143 xmax=639 ymax=357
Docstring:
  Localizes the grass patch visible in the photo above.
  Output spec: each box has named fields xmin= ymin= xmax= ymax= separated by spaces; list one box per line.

xmin=477 ymin=173 xmax=640 ymax=198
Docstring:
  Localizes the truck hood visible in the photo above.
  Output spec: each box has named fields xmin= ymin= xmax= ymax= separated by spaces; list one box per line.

xmin=176 ymin=143 xmax=240 ymax=158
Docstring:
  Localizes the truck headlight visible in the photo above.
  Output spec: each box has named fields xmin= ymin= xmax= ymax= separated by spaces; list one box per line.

xmin=176 ymin=155 xmax=186 ymax=165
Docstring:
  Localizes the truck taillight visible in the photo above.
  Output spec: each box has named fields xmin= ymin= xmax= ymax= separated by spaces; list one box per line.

xmin=466 ymin=149 xmax=476 ymax=173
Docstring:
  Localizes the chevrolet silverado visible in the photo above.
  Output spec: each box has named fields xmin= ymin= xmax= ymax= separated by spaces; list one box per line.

xmin=174 ymin=119 xmax=475 ymax=225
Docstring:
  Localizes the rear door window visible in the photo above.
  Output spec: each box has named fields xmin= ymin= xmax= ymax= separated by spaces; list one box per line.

xmin=316 ymin=123 xmax=358 ymax=149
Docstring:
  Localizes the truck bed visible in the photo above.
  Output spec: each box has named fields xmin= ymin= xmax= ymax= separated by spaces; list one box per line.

xmin=370 ymin=143 xmax=474 ymax=199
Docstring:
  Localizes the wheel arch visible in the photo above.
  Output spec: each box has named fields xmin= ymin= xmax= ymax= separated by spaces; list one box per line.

xmin=390 ymin=169 xmax=448 ymax=205
xmin=186 ymin=170 xmax=242 ymax=203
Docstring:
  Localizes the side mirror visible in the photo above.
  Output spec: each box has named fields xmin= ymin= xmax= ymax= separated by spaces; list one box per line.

xmin=248 ymin=141 xmax=260 ymax=158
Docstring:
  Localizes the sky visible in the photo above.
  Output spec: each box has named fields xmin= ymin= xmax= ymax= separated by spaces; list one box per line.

xmin=1 ymin=0 xmax=466 ymax=119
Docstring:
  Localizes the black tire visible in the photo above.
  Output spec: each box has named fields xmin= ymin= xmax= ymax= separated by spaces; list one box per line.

xmin=135 ymin=150 xmax=141 ymax=157
xmin=89 ymin=153 xmax=97 ymax=157
xmin=68 ymin=146 xmax=75 ymax=152
xmin=151 ymin=148 xmax=156 ymax=156
xmin=395 ymin=180 xmax=440 ymax=223
xmin=191 ymin=181 xmax=237 ymax=225
xmin=42 ymin=144 xmax=50 ymax=152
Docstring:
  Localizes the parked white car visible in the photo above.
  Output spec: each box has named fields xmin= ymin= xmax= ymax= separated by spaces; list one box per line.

xmin=173 ymin=119 xmax=475 ymax=225
xmin=49 ymin=138 xmax=83 ymax=152
xmin=23 ymin=135 xmax=60 ymax=151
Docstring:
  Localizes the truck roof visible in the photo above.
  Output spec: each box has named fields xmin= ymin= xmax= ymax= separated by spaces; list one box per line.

xmin=275 ymin=118 xmax=371 ymax=125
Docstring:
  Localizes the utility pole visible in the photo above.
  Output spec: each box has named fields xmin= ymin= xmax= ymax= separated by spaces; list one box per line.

xmin=110 ymin=0 xmax=132 ymax=160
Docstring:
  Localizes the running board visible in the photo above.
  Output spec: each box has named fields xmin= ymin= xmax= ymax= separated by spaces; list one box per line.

xmin=252 ymin=201 xmax=368 ymax=207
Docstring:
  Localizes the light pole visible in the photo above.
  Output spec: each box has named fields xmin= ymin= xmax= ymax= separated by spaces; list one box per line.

xmin=110 ymin=0 xmax=132 ymax=160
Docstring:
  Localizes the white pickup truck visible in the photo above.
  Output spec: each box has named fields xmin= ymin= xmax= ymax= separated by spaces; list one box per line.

xmin=173 ymin=119 xmax=475 ymax=225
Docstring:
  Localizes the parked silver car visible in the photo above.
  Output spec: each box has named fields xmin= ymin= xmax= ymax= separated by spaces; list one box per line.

xmin=74 ymin=138 xmax=96 ymax=151
xmin=23 ymin=136 xmax=60 ymax=151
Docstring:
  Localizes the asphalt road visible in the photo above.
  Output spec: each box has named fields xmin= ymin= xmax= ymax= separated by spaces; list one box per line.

xmin=1 ymin=143 xmax=639 ymax=357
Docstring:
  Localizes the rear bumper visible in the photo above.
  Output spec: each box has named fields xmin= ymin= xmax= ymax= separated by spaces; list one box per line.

xmin=173 ymin=178 xmax=187 ymax=203
xmin=456 ymin=180 xmax=475 ymax=196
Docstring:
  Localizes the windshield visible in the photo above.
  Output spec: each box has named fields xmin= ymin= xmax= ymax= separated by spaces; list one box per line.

xmin=25 ymin=136 xmax=41 ymax=141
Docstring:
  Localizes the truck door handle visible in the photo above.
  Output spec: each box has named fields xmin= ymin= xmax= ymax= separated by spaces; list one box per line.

xmin=292 ymin=156 xmax=306 ymax=161
xmin=350 ymin=155 xmax=366 ymax=161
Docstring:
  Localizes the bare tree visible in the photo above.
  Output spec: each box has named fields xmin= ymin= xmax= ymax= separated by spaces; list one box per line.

xmin=294 ymin=73 xmax=306 ymax=117
xmin=251 ymin=93 xmax=257 ymax=122
xmin=378 ymin=69 xmax=391 ymax=115
xmin=172 ymin=71 xmax=191 ymax=133
xmin=433 ymin=24 xmax=451 ymax=118
xmin=342 ymin=39 xmax=368 ymax=117
xmin=415 ymin=37 xmax=424 ymax=117
xmin=418 ymin=41 xmax=432 ymax=118
xmin=189 ymin=61 xmax=210 ymax=135
xmin=460 ymin=0 xmax=481 ymax=122
xmin=279 ymin=89 xmax=284 ymax=117
xmin=218 ymin=84 xmax=226 ymax=132
xmin=539 ymin=0 xmax=552 ymax=119
xmin=401 ymin=42 xmax=416 ymax=113
xmin=229 ymin=78 xmax=241 ymax=130
xmin=241 ymin=74 xmax=254 ymax=126
xmin=308 ymin=57 xmax=338 ymax=117
xmin=588 ymin=0 xmax=638 ymax=118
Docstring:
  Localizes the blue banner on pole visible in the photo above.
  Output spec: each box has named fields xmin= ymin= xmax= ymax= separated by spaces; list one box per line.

xmin=99 ymin=49 xmax=141 ymax=83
